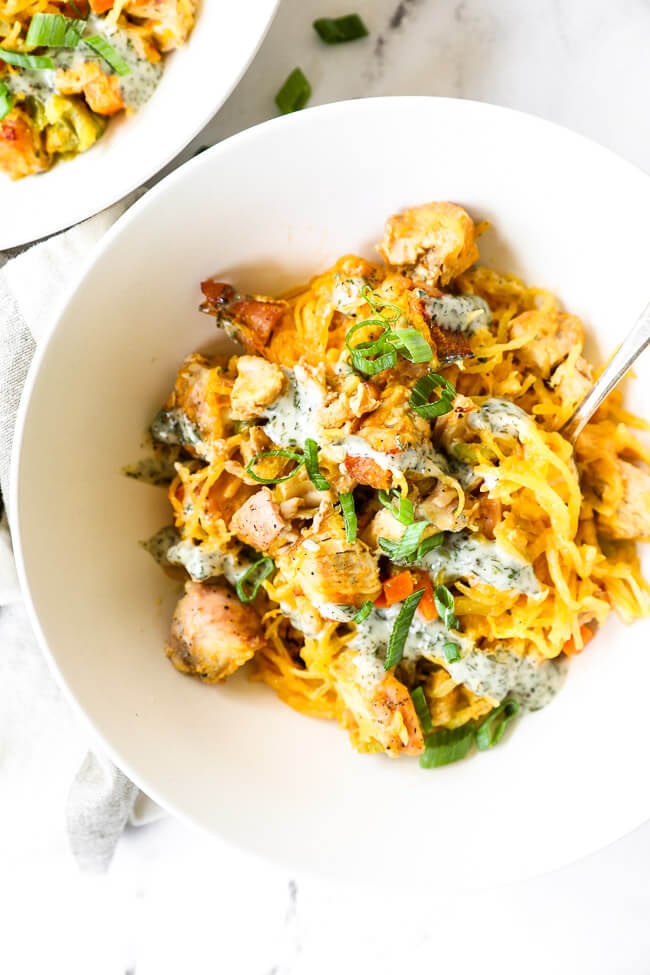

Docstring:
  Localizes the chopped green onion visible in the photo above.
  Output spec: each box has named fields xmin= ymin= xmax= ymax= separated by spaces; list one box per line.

xmin=345 ymin=317 xmax=392 ymax=354
xmin=388 ymin=328 xmax=433 ymax=364
xmin=419 ymin=723 xmax=475 ymax=768
xmin=275 ymin=67 xmax=311 ymax=114
xmin=384 ymin=588 xmax=424 ymax=669
xmin=313 ymin=13 xmax=369 ymax=44
xmin=415 ymin=533 xmax=444 ymax=559
xmin=83 ymin=35 xmax=131 ymax=76
xmin=476 ymin=699 xmax=520 ymax=750
xmin=409 ymin=372 xmax=456 ymax=418
xmin=377 ymin=488 xmax=414 ymax=526
xmin=350 ymin=346 xmax=397 ymax=375
xmin=434 ymin=584 xmax=458 ymax=630
xmin=0 ymin=81 xmax=13 ymax=121
xmin=353 ymin=600 xmax=373 ymax=624
xmin=304 ymin=438 xmax=330 ymax=490
xmin=339 ymin=491 xmax=357 ymax=543
xmin=410 ymin=686 xmax=433 ymax=734
xmin=246 ymin=449 xmax=304 ymax=485
xmin=236 ymin=557 xmax=274 ymax=603
xmin=345 ymin=318 xmax=398 ymax=375
xmin=26 ymin=13 xmax=86 ymax=48
xmin=360 ymin=284 xmax=401 ymax=323
xmin=442 ymin=640 xmax=461 ymax=663
xmin=379 ymin=521 xmax=429 ymax=562
xmin=0 ymin=47 xmax=54 ymax=69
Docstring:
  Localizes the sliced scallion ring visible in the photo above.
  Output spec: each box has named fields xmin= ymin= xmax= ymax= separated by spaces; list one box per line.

xmin=245 ymin=449 xmax=304 ymax=485
xmin=384 ymin=588 xmax=425 ymax=669
xmin=353 ymin=601 xmax=374 ymax=624
xmin=377 ymin=488 xmax=414 ymax=526
xmin=378 ymin=521 xmax=429 ymax=562
xmin=388 ymin=328 xmax=433 ymax=364
xmin=410 ymin=685 xmax=433 ymax=734
xmin=339 ymin=491 xmax=357 ymax=543
xmin=476 ymin=699 xmax=520 ymax=750
xmin=360 ymin=283 xmax=402 ymax=323
xmin=304 ymin=438 xmax=330 ymax=491
xmin=26 ymin=13 xmax=86 ymax=48
xmin=0 ymin=81 xmax=13 ymax=121
xmin=419 ymin=723 xmax=475 ymax=768
xmin=409 ymin=372 xmax=456 ymax=418
xmin=313 ymin=13 xmax=369 ymax=44
xmin=235 ymin=557 xmax=274 ymax=603
xmin=83 ymin=35 xmax=131 ymax=76
xmin=350 ymin=346 xmax=397 ymax=375
xmin=0 ymin=47 xmax=54 ymax=69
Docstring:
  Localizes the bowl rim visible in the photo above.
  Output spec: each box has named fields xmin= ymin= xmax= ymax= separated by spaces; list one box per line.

xmin=10 ymin=94 xmax=650 ymax=885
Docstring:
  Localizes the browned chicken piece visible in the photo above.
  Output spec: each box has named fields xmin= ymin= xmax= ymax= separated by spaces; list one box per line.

xmin=0 ymin=108 xmax=47 ymax=180
xmin=200 ymin=278 xmax=287 ymax=355
xmin=56 ymin=64 xmax=125 ymax=115
xmin=509 ymin=310 xmax=584 ymax=378
xmin=343 ymin=455 xmax=392 ymax=491
xmin=432 ymin=394 xmax=477 ymax=452
xmin=286 ymin=512 xmax=381 ymax=609
xmin=429 ymin=322 xmax=473 ymax=364
xmin=230 ymin=355 xmax=285 ymax=420
xmin=332 ymin=652 xmax=424 ymax=756
xmin=229 ymin=488 xmax=286 ymax=551
xmin=362 ymin=507 xmax=404 ymax=549
xmin=597 ymin=459 xmax=650 ymax=541
xmin=357 ymin=384 xmax=431 ymax=454
xmin=153 ymin=353 xmax=219 ymax=453
xmin=549 ymin=355 xmax=593 ymax=407
xmin=166 ymin=580 xmax=267 ymax=682
xmin=377 ymin=202 xmax=479 ymax=287
xmin=125 ymin=0 xmax=196 ymax=51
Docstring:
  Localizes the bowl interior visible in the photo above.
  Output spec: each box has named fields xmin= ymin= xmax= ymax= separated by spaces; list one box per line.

xmin=13 ymin=97 xmax=650 ymax=889
xmin=0 ymin=0 xmax=278 ymax=249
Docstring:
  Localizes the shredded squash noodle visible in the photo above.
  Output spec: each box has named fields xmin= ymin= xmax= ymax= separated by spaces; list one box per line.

xmin=141 ymin=201 xmax=650 ymax=767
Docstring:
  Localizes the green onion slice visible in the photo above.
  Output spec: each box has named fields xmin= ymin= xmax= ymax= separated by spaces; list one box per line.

xmin=388 ymin=328 xmax=433 ymax=364
xmin=313 ymin=13 xmax=369 ymax=44
xmin=275 ymin=66 xmax=311 ymax=114
xmin=0 ymin=81 xmax=13 ymax=121
xmin=345 ymin=317 xmax=392 ymax=354
xmin=339 ymin=491 xmax=357 ymax=543
xmin=410 ymin=685 xmax=433 ymax=734
xmin=304 ymin=438 xmax=330 ymax=490
xmin=236 ymin=556 xmax=274 ymax=603
xmin=419 ymin=723 xmax=475 ymax=768
xmin=379 ymin=521 xmax=429 ymax=562
xmin=26 ymin=13 xmax=86 ymax=48
xmin=476 ymin=698 xmax=520 ymax=750
xmin=0 ymin=47 xmax=54 ymax=69
xmin=83 ymin=35 xmax=131 ymax=76
xmin=434 ymin=584 xmax=459 ymax=630
xmin=360 ymin=284 xmax=401 ymax=323
xmin=409 ymin=372 xmax=456 ymax=418
xmin=415 ymin=533 xmax=444 ymax=559
xmin=442 ymin=640 xmax=461 ymax=663
xmin=353 ymin=600 xmax=373 ymax=624
xmin=245 ymin=449 xmax=304 ymax=485
xmin=377 ymin=488 xmax=414 ymax=526
xmin=384 ymin=588 xmax=424 ymax=670
xmin=350 ymin=346 xmax=397 ymax=376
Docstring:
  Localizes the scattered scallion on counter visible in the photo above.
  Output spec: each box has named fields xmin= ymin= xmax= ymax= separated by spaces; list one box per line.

xmin=410 ymin=686 xmax=433 ymax=734
xmin=378 ymin=488 xmax=414 ymax=526
xmin=476 ymin=698 xmax=520 ymax=750
xmin=26 ymin=12 xmax=86 ymax=48
xmin=434 ymin=583 xmax=459 ymax=630
xmin=236 ymin=557 xmax=275 ymax=603
xmin=353 ymin=600 xmax=373 ymax=624
xmin=409 ymin=372 xmax=456 ymax=418
xmin=313 ymin=13 xmax=369 ymax=44
xmin=0 ymin=47 xmax=54 ymax=69
xmin=304 ymin=438 xmax=330 ymax=490
xmin=339 ymin=491 xmax=357 ymax=542
xmin=384 ymin=588 xmax=424 ymax=669
xmin=419 ymin=724 xmax=475 ymax=768
xmin=83 ymin=34 xmax=131 ymax=76
xmin=246 ymin=448 xmax=305 ymax=484
xmin=378 ymin=521 xmax=429 ymax=562
xmin=0 ymin=81 xmax=13 ymax=121
xmin=275 ymin=67 xmax=311 ymax=114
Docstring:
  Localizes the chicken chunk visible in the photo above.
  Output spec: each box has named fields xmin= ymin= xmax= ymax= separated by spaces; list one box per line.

xmin=343 ymin=455 xmax=392 ymax=491
xmin=229 ymin=488 xmax=286 ymax=551
xmin=378 ymin=201 xmax=479 ymax=287
xmin=0 ymin=108 xmax=47 ymax=180
xmin=230 ymin=355 xmax=285 ymax=420
xmin=55 ymin=63 xmax=125 ymax=115
xmin=152 ymin=353 xmax=219 ymax=454
xmin=200 ymin=278 xmax=287 ymax=355
xmin=597 ymin=459 xmax=650 ymax=541
xmin=166 ymin=580 xmax=266 ymax=682
xmin=125 ymin=0 xmax=196 ymax=51
xmin=285 ymin=512 xmax=381 ymax=610
xmin=509 ymin=311 xmax=584 ymax=378
xmin=416 ymin=481 xmax=468 ymax=532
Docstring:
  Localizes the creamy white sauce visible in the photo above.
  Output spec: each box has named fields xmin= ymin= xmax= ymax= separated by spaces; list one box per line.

xmin=330 ymin=276 xmax=367 ymax=313
xmin=318 ymin=602 xmax=359 ymax=622
xmin=420 ymin=293 xmax=492 ymax=334
xmin=264 ymin=365 xmax=325 ymax=446
xmin=141 ymin=525 xmax=180 ymax=566
xmin=468 ymin=398 xmax=533 ymax=440
xmin=417 ymin=530 xmax=541 ymax=594
xmin=150 ymin=408 xmax=202 ymax=449
xmin=328 ymin=434 xmax=453 ymax=481
xmin=122 ymin=454 xmax=177 ymax=486
xmin=166 ymin=538 xmax=252 ymax=585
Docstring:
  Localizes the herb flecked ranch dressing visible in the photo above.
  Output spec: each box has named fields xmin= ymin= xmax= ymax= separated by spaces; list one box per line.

xmin=264 ymin=365 xmax=326 ymax=446
xmin=420 ymin=293 xmax=493 ymax=334
xmin=416 ymin=530 xmax=542 ymax=595
xmin=5 ymin=15 xmax=162 ymax=109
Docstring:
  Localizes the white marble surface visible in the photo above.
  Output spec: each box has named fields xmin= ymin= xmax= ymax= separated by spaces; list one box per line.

xmin=4 ymin=0 xmax=650 ymax=971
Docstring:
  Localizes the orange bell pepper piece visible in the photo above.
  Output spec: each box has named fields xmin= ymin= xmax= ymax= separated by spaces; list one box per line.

xmin=382 ymin=571 xmax=415 ymax=607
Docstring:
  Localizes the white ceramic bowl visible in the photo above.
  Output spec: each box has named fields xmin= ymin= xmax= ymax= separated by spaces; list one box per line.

xmin=0 ymin=0 xmax=278 ymax=249
xmin=12 ymin=97 xmax=650 ymax=889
